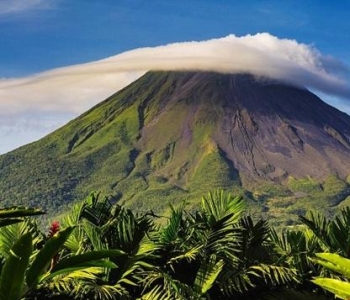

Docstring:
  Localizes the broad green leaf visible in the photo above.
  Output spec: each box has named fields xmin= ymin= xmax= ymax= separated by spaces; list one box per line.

xmin=50 ymin=249 xmax=125 ymax=272
xmin=0 ymin=218 xmax=23 ymax=228
xmin=312 ymin=278 xmax=350 ymax=299
xmin=26 ymin=226 xmax=75 ymax=288
xmin=0 ymin=232 xmax=33 ymax=300
xmin=0 ymin=207 xmax=45 ymax=218
xmin=41 ymin=259 xmax=118 ymax=282
xmin=314 ymin=253 xmax=350 ymax=277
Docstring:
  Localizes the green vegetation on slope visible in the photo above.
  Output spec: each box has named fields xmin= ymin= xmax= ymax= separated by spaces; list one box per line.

xmin=264 ymin=175 xmax=350 ymax=226
xmin=0 ymin=72 xmax=236 ymax=216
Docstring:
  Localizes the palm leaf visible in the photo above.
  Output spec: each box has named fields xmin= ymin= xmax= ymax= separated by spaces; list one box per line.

xmin=83 ymin=221 xmax=105 ymax=250
xmin=51 ymin=249 xmax=126 ymax=272
xmin=26 ymin=226 xmax=75 ymax=288
xmin=299 ymin=211 xmax=331 ymax=250
xmin=0 ymin=218 xmax=24 ymax=227
xmin=201 ymin=190 xmax=245 ymax=226
xmin=269 ymin=227 xmax=316 ymax=278
xmin=0 ymin=232 xmax=33 ymax=300
xmin=63 ymin=224 xmax=86 ymax=254
xmin=248 ymin=264 xmax=298 ymax=285
xmin=159 ymin=203 xmax=184 ymax=244
xmin=313 ymin=252 xmax=350 ymax=277
xmin=41 ymin=249 xmax=125 ymax=282
xmin=141 ymin=270 xmax=190 ymax=300
xmin=168 ymin=245 xmax=203 ymax=265
xmin=50 ymin=267 xmax=132 ymax=299
xmin=44 ymin=260 xmax=117 ymax=283
xmin=81 ymin=282 xmax=130 ymax=300
xmin=0 ymin=219 xmax=42 ymax=258
xmin=80 ymin=192 xmax=113 ymax=226
xmin=141 ymin=285 xmax=176 ymax=300
xmin=219 ymin=270 xmax=255 ymax=294
xmin=0 ymin=207 xmax=44 ymax=218
xmin=193 ymin=255 xmax=224 ymax=296
xmin=312 ymin=278 xmax=350 ymax=299
xmin=328 ymin=207 xmax=350 ymax=255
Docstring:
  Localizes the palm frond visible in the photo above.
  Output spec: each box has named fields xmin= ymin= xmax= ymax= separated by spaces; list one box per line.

xmin=0 ymin=218 xmax=23 ymax=227
xmin=219 ymin=264 xmax=296 ymax=296
xmin=0 ymin=206 xmax=45 ymax=219
xmin=248 ymin=264 xmax=298 ymax=286
xmin=201 ymin=190 xmax=246 ymax=226
xmin=206 ymin=222 xmax=241 ymax=263
xmin=159 ymin=203 xmax=184 ymax=245
xmin=0 ymin=218 xmax=42 ymax=258
xmin=47 ymin=266 xmax=101 ymax=291
xmin=238 ymin=217 xmax=273 ymax=270
xmin=135 ymin=236 xmax=160 ymax=258
xmin=48 ymin=267 xmax=131 ymax=300
xmin=63 ymin=225 xmax=86 ymax=254
xmin=269 ymin=228 xmax=314 ymax=277
xmin=61 ymin=202 xmax=84 ymax=227
xmin=82 ymin=221 xmax=106 ymax=251
xmin=141 ymin=269 xmax=191 ymax=300
xmin=80 ymin=193 xmax=113 ymax=227
xmin=193 ymin=255 xmax=224 ymax=296
xmin=328 ymin=207 xmax=350 ymax=255
xmin=312 ymin=252 xmax=350 ymax=278
xmin=299 ymin=211 xmax=331 ymax=251
xmin=141 ymin=284 xmax=176 ymax=300
xmin=311 ymin=278 xmax=350 ymax=299
xmin=168 ymin=245 xmax=203 ymax=265
xmin=219 ymin=270 xmax=255 ymax=294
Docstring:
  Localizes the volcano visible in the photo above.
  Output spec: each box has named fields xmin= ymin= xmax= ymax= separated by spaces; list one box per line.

xmin=1 ymin=71 xmax=350 ymax=222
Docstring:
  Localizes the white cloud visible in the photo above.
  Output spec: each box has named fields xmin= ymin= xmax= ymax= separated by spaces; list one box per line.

xmin=0 ymin=0 xmax=52 ymax=14
xmin=0 ymin=33 xmax=349 ymax=153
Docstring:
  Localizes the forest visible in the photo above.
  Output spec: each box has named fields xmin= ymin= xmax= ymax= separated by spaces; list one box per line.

xmin=0 ymin=190 xmax=350 ymax=300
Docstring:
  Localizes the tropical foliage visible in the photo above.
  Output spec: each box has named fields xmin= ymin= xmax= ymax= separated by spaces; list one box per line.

xmin=312 ymin=253 xmax=350 ymax=299
xmin=0 ymin=191 xmax=349 ymax=299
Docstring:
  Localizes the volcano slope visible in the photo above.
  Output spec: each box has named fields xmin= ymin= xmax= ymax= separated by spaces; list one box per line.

xmin=1 ymin=71 xmax=350 ymax=224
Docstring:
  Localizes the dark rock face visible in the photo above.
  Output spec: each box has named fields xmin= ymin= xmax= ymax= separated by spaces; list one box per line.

xmin=138 ymin=72 xmax=350 ymax=183
xmin=220 ymin=73 xmax=350 ymax=181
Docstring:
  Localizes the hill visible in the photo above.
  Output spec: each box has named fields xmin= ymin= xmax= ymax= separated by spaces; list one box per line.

xmin=1 ymin=71 xmax=350 ymax=224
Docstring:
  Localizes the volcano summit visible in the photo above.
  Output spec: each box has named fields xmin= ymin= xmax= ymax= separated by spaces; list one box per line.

xmin=1 ymin=71 xmax=350 ymax=222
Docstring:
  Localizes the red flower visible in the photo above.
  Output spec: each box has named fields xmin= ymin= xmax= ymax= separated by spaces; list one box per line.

xmin=48 ymin=221 xmax=60 ymax=238
xmin=48 ymin=221 xmax=61 ymax=270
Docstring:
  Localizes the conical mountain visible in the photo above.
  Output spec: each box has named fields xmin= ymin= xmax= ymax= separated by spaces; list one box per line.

xmin=1 ymin=71 xmax=350 ymax=221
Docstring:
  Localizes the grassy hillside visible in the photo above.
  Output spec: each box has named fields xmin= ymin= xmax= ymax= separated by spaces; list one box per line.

xmin=0 ymin=72 xmax=234 ymax=215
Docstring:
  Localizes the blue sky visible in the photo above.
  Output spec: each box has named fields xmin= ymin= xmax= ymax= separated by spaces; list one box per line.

xmin=1 ymin=0 xmax=349 ymax=77
xmin=0 ymin=0 xmax=350 ymax=153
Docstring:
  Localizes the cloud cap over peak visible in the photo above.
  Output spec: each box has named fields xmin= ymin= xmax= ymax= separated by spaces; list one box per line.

xmin=1 ymin=33 xmax=349 ymax=117
xmin=108 ymin=33 xmax=349 ymax=98
xmin=0 ymin=32 xmax=349 ymax=154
